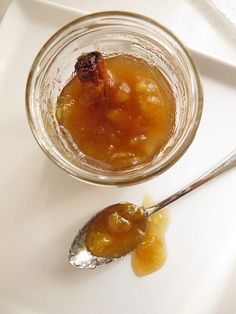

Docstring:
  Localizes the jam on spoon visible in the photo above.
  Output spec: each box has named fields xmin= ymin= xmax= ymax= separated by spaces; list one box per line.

xmin=86 ymin=203 xmax=147 ymax=258
xmin=85 ymin=197 xmax=169 ymax=276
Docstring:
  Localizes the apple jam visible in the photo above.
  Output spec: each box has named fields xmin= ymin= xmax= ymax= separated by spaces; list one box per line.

xmin=56 ymin=52 xmax=176 ymax=170
xmin=85 ymin=200 xmax=169 ymax=277
xmin=86 ymin=203 xmax=147 ymax=258
xmin=132 ymin=208 xmax=169 ymax=276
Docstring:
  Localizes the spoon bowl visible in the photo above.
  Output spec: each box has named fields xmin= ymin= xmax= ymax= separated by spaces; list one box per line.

xmin=69 ymin=222 xmax=116 ymax=269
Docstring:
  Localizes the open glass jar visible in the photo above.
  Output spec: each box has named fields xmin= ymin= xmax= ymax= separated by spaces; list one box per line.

xmin=26 ymin=11 xmax=203 ymax=186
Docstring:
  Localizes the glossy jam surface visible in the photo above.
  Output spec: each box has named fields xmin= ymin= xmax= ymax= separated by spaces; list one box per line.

xmin=56 ymin=54 xmax=176 ymax=170
xmin=132 ymin=208 xmax=169 ymax=276
xmin=86 ymin=196 xmax=169 ymax=275
xmin=86 ymin=203 xmax=146 ymax=258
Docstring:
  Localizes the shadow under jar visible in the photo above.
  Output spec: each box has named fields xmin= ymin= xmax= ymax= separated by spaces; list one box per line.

xmin=26 ymin=11 xmax=203 ymax=186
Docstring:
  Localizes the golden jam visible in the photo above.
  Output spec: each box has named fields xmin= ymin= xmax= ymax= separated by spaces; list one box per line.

xmin=86 ymin=203 xmax=147 ymax=258
xmin=56 ymin=54 xmax=176 ymax=170
xmin=132 ymin=208 xmax=169 ymax=276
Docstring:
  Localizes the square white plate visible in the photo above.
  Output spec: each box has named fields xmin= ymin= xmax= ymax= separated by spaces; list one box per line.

xmin=0 ymin=0 xmax=236 ymax=313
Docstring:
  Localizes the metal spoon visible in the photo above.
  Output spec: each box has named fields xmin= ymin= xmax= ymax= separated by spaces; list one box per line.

xmin=69 ymin=149 xmax=236 ymax=269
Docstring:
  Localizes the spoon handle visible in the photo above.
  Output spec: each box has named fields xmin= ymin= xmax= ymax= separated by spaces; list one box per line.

xmin=147 ymin=149 xmax=236 ymax=215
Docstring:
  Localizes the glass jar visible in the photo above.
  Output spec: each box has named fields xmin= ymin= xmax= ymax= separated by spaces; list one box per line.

xmin=26 ymin=11 xmax=203 ymax=186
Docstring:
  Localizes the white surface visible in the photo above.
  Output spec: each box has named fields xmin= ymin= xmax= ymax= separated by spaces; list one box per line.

xmin=0 ymin=0 xmax=236 ymax=313
xmin=48 ymin=0 xmax=236 ymax=65
xmin=206 ymin=0 xmax=236 ymax=28
xmin=0 ymin=0 xmax=11 ymax=20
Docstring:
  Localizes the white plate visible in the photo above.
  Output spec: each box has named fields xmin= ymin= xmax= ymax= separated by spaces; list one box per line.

xmin=0 ymin=0 xmax=236 ymax=313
